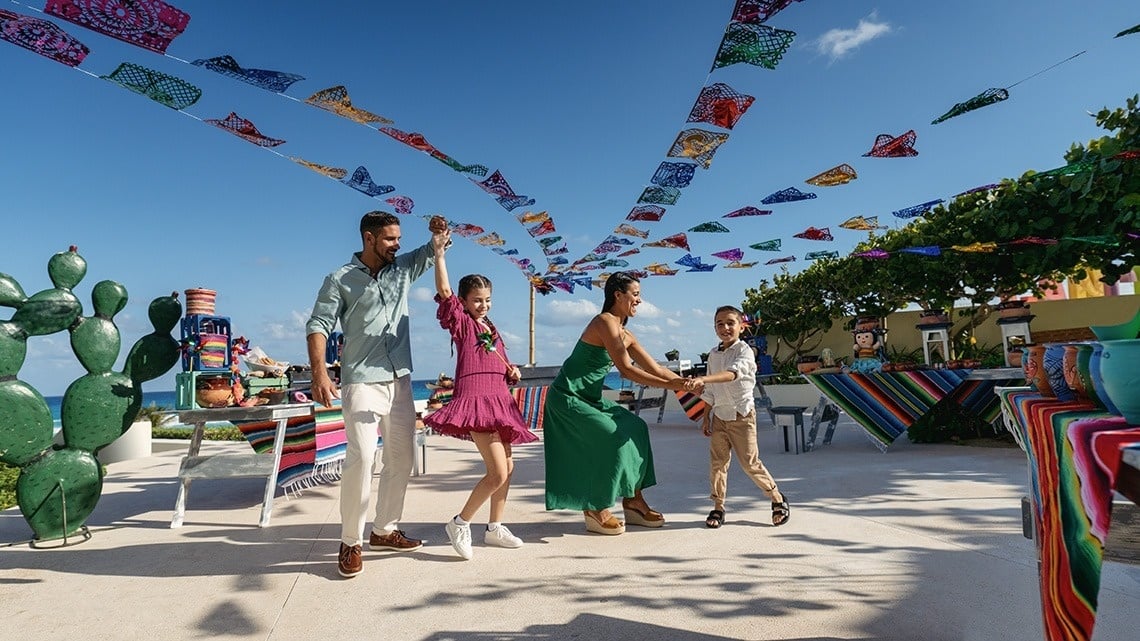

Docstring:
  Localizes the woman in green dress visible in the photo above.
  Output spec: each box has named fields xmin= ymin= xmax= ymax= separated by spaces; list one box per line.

xmin=543 ymin=272 xmax=697 ymax=535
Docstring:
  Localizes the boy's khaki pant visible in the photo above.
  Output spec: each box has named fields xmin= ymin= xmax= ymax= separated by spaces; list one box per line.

xmin=709 ymin=410 xmax=778 ymax=506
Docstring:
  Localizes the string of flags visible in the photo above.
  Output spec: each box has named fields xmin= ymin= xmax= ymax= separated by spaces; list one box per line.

xmin=2 ymin=0 xmax=1137 ymax=294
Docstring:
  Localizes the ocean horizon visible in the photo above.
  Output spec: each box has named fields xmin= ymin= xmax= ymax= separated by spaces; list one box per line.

xmin=43 ymin=371 xmax=628 ymax=421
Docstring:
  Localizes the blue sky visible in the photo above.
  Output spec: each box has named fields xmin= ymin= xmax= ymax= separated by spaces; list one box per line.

xmin=2 ymin=1 xmax=1137 ymax=395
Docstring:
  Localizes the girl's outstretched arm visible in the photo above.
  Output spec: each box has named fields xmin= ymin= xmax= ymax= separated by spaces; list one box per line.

xmin=434 ymin=229 xmax=453 ymax=299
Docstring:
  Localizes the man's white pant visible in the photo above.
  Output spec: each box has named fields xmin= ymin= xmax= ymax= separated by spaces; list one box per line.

xmin=340 ymin=376 xmax=417 ymax=546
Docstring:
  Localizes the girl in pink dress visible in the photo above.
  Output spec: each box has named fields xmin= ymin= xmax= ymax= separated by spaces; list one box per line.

xmin=424 ymin=242 xmax=538 ymax=560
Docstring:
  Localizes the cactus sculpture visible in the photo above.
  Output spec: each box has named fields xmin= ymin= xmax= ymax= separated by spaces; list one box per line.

xmin=0 ymin=247 xmax=181 ymax=543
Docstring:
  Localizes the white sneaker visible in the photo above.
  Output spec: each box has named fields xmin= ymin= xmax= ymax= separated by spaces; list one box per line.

xmin=484 ymin=525 xmax=524 ymax=549
xmin=445 ymin=520 xmax=473 ymax=560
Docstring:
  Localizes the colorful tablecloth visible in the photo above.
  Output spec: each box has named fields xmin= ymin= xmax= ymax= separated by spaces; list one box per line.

xmin=999 ymin=388 xmax=1140 ymax=641
xmin=235 ymin=401 xmax=373 ymax=494
xmin=805 ymin=369 xmax=1016 ymax=450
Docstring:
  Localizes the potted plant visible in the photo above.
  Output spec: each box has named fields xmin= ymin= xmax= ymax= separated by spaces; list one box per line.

xmin=997 ymin=299 xmax=1031 ymax=319
xmin=664 ymin=349 xmax=680 ymax=361
xmin=699 ymin=352 xmax=709 ymax=364
xmin=796 ymin=354 xmax=822 ymax=374
xmin=918 ymin=308 xmax=950 ymax=325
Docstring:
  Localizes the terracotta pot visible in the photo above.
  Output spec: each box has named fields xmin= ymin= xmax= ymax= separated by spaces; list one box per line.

xmin=997 ymin=300 xmax=1031 ymax=319
xmin=1007 ymin=349 xmax=1023 ymax=368
xmin=796 ymin=361 xmax=822 ymax=374
xmin=854 ymin=316 xmax=880 ymax=331
xmin=196 ymin=388 xmax=233 ymax=408
xmin=918 ymin=310 xmax=950 ymax=325
xmin=1023 ymin=344 xmax=1053 ymax=397
xmin=1062 ymin=344 xmax=1094 ymax=405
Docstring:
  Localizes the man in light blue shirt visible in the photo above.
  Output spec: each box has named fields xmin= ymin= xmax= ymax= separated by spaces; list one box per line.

xmin=306 ymin=211 xmax=450 ymax=578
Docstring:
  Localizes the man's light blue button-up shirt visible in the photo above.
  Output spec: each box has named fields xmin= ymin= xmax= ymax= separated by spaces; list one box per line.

xmin=305 ymin=242 xmax=435 ymax=384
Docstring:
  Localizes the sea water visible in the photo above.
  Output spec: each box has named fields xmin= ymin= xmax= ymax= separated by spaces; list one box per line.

xmin=44 ymin=371 xmax=626 ymax=424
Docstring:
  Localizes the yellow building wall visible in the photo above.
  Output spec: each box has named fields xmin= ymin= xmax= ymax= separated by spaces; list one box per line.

xmin=796 ymin=295 xmax=1140 ymax=363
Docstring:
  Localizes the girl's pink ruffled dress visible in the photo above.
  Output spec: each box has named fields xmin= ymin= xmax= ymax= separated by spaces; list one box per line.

xmin=423 ymin=294 xmax=538 ymax=445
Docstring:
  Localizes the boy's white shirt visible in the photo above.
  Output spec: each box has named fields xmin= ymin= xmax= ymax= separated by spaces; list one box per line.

xmin=700 ymin=339 xmax=756 ymax=421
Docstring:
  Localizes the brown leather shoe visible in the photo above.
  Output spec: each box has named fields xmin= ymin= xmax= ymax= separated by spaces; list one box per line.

xmin=369 ymin=529 xmax=424 ymax=552
xmin=337 ymin=543 xmax=362 ymax=578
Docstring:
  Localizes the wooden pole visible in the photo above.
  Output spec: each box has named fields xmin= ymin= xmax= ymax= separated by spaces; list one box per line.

xmin=528 ymin=284 xmax=536 ymax=366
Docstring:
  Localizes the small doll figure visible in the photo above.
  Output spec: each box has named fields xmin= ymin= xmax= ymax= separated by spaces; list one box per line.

xmin=849 ymin=329 xmax=884 ymax=374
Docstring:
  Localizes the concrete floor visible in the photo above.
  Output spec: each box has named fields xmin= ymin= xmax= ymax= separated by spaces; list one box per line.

xmin=3 ymin=410 xmax=1138 ymax=640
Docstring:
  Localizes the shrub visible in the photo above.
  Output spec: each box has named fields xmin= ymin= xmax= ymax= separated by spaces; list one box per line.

xmin=153 ymin=426 xmax=245 ymax=441
xmin=0 ymin=462 xmax=16 ymax=511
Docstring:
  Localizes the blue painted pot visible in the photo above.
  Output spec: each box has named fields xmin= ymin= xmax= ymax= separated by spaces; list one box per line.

xmin=1089 ymin=337 xmax=1126 ymax=417
xmin=1043 ymin=343 xmax=1073 ymax=402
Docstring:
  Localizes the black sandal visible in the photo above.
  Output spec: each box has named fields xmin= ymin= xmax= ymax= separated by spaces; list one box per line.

xmin=705 ymin=509 xmax=725 ymax=529
xmin=772 ymin=496 xmax=790 ymax=527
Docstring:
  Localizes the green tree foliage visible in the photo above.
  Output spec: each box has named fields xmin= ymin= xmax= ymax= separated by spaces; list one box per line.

xmin=744 ymin=95 xmax=1140 ymax=344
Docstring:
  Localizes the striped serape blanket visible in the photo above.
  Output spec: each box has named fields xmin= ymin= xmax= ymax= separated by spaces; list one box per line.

xmin=235 ymin=400 xmax=380 ymax=495
xmin=512 ymin=385 xmax=548 ymax=431
xmin=674 ymin=390 xmax=709 ymax=422
xmin=1000 ymin=388 xmax=1140 ymax=641
xmin=806 ymin=369 xmax=974 ymax=450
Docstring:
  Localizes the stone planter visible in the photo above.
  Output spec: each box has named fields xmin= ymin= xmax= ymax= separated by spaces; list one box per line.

xmin=997 ymin=300 xmax=1031 ymax=319
xmin=98 ymin=420 xmax=152 ymax=464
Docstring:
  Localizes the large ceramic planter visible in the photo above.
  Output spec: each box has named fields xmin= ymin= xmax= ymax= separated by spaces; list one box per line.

xmin=1043 ymin=343 xmax=1073 ymax=402
xmin=1088 ymin=342 xmax=1122 ymax=415
xmin=1096 ymin=339 xmax=1140 ymax=423
xmin=1023 ymin=344 xmax=1054 ymax=397
xmin=997 ymin=300 xmax=1031 ymax=319
xmin=97 ymin=420 xmax=152 ymax=464
xmin=1062 ymin=343 xmax=1099 ymax=407
xmin=918 ymin=310 xmax=950 ymax=325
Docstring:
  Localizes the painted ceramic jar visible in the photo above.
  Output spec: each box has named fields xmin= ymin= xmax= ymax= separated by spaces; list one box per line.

xmin=1023 ymin=344 xmax=1053 ymax=397
xmin=1043 ymin=343 xmax=1073 ymax=402
xmin=1097 ymin=339 xmax=1140 ymax=424
xmin=1088 ymin=342 xmax=1122 ymax=416
xmin=1062 ymin=343 xmax=1097 ymax=405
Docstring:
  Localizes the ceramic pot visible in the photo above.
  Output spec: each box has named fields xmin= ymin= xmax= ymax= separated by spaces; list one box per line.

xmin=1023 ymin=344 xmax=1053 ymax=397
xmin=1062 ymin=345 xmax=1090 ymax=404
xmin=1007 ymin=349 xmax=1023 ymax=368
xmin=796 ymin=358 xmax=822 ymax=374
xmin=918 ymin=310 xmax=949 ymax=325
xmin=1044 ymin=344 xmax=1073 ymax=401
xmin=997 ymin=300 xmax=1031 ymax=319
xmin=1097 ymin=339 xmax=1140 ymax=423
xmin=854 ymin=316 xmax=880 ymax=331
xmin=196 ymin=388 xmax=233 ymax=408
xmin=1088 ymin=342 xmax=1122 ymax=415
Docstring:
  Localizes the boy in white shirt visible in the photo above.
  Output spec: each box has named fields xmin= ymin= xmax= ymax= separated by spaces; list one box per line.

xmin=695 ymin=306 xmax=789 ymax=529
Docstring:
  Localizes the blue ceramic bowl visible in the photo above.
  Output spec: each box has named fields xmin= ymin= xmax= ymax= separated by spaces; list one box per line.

xmin=1097 ymin=339 xmax=1140 ymax=424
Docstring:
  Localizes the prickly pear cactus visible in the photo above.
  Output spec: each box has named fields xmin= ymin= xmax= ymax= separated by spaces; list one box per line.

xmin=0 ymin=247 xmax=181 ymax=542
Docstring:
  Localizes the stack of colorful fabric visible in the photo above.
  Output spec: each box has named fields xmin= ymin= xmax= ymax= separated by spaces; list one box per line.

xmin=234 ymin=400 xmax=379 ymax=495
xmin=1000 ymin=388 xmax=1140 ymax=641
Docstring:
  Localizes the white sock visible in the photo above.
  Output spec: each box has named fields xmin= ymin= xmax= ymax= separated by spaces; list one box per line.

xmin=452 ymin=515 xmax=468 ymax=526
xmin=487 ymin=522 xmax=501 ymax=531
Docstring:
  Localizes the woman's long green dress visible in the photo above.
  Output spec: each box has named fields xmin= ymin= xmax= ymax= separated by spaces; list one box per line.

xmin=543 ymin=340 xmax=656 ymax=510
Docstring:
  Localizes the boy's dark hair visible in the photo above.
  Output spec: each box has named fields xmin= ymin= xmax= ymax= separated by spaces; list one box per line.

xmin=715 ymin=305 xmax=744 ymax=319
xmin=360 ymin=210 xmax=400 ymax=235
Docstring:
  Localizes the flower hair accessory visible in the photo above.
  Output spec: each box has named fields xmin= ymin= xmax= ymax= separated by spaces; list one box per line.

xmin=477 ymin=329 xmax=513 ymax=369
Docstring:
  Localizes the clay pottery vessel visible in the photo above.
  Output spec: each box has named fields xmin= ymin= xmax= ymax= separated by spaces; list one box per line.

xmin=1043 ymin=343 xmax=1073 ymax=401
xmin=997 ymin=300 xmax=1031 ymax=319
xmin=1097 ymin=339 xmax=1140 ymax=423
xmin=1088 ymin=342 xmax=1122 ymax=415
xmin=1008 ymin=348 xmax=1023 ymax=368
xmin=1023 ymin=344 xmax=1053 ymax=397
xmin=196 ymin=388 xmax=233 ymax=408
xmin=854 ymin=316 xmax=881 ymax=331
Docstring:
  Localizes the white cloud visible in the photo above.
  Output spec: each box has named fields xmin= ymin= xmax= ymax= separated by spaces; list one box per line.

xmin=665 ymin=317 xmax=682 ymax=328
xmin=538 ymin=298 xmax=599 ymax=326
xmin=262 ymin=310 xmax=309 ymax=341
xmin=814 ymin=13 xmax=891 ymax=61
xmin=633 ymin=300 xmax=662 ymax=319
xmin=411 ymin=286 xmax=434 ymax=302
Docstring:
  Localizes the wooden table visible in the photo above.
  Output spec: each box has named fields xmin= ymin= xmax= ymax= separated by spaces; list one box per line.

xmin=171 ymin=403 xmax=313 ymax=528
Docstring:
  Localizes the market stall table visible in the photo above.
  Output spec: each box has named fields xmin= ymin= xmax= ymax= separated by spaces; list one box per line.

xmin=804 ymin=367 xmax=1024 ymax=450
xmin=997 ymin=388 xmax=1140 ymax=641
xmin=170 ymin=403 xmax=314 ymax=528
